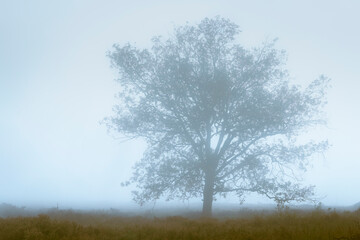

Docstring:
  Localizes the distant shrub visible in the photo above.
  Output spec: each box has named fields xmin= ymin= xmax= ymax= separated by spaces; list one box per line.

xmin=0 ymin=203 xmax=30 ymax=218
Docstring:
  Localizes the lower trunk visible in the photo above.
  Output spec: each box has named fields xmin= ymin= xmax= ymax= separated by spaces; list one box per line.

xmin=202 ymin=170 xmax=215 ymax=217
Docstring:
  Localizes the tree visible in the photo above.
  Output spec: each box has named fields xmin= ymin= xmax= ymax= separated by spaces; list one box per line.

xmin=106 ymin=17 xmax=329 ymax=216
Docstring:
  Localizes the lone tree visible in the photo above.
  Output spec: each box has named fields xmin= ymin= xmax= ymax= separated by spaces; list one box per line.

xmin=106 ymin=17 xmax=328 ymax=216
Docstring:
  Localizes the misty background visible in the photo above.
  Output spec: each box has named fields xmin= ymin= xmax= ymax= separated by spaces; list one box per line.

xmin=1 ymin=0 xmax=360 ymax=209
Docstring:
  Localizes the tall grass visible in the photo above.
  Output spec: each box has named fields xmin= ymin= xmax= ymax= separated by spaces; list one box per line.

xmin=1 ymin=208 xmax=360 ymax=240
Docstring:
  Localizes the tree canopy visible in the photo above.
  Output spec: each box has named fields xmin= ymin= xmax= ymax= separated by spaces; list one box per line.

xmin=106 ymin=17 xmax=329 ymax=216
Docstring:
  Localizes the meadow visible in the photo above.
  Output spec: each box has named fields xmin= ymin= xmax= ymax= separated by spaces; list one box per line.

xmin=0 ymin=207 xmax=360 ymax=240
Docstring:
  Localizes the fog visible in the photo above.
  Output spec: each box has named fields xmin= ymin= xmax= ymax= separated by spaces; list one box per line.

xmin=1 ymin=0 xmax=360 ymax=210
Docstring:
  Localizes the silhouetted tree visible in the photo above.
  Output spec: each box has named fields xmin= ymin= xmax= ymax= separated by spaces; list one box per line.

xmin=106 ymin=17 xmax=328 ymax=216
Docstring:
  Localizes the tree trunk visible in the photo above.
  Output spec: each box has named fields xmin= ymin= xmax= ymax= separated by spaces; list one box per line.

xmin=202 ymin=159 xmax=216 ymax=217
xmin=202 ymin=175 xmax=214 ymax=217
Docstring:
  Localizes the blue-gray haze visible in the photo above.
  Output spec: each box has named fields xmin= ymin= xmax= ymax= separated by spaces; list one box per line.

xmin=1 ymin=0 xmax=359 ymax=209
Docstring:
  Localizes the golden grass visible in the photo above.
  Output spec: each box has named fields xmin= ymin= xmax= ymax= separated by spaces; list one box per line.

xmin=1 ymin=208 xmax=360 ymax=240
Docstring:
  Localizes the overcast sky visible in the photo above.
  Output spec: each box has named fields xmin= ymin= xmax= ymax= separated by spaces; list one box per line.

xmin=1 ymin=0 xmax=360 ymax=209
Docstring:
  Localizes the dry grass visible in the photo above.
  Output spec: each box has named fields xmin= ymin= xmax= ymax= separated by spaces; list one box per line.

xmin=1 ymin=208 xmax=360 ymax=240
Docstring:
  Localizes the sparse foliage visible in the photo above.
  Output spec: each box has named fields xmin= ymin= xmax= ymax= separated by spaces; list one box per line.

xmin=106 ymin=17 xmax=329 ymax=216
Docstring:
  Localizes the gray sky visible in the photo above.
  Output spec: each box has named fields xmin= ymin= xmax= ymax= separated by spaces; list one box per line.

xmin=1 ymin=0 xmax=360 ymax=209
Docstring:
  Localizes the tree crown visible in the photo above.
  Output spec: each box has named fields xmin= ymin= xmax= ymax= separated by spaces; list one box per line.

xmin=107 ymin=17 xmax=329 ymax=207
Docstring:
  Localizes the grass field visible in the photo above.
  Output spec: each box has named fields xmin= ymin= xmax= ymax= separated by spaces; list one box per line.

xmin=1 ymin=208 xmax=360 ymax=240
